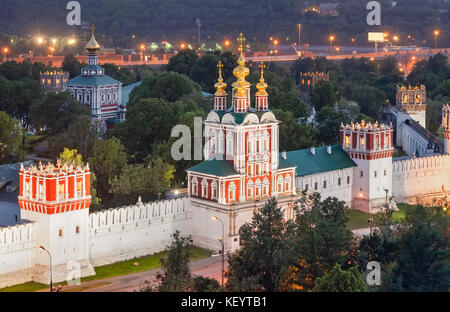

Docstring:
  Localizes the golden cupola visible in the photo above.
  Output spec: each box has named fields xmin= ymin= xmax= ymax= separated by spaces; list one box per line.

xmin=214 ymin=61 xmax=227 ymax=96
xmin=86 ymin=25 xmax=101 ymax=52
xmin=214 ymin=61 xmax=227 ymax=111
xmin=256 ymin=62 xmax=268 ymax=96
xmin=232 ymin=33 xmax=250 ymax=97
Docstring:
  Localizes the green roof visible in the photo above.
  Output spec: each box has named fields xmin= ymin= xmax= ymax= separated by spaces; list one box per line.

xmin=122 ymin=81 xmax=142 ymax=106
xmin=66 ymin=74 xmax=122 ymax=87
xmin=187 ymin=158 xmax=239 ymax=177
xmin=284 ymin=145 xmax=356 ymax=177
xmin=278 ymin=156 xmax=296 ymax=170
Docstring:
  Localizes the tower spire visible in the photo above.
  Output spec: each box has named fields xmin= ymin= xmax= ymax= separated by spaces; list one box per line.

xmin=214 ymin=61 xmax=227 ymax=111
xmin=232 ymin=33 xmax=250 ymax=112
xmin=85 ymin=24 xmax=100 ymax=66
xmin=255 ymin=62 xmax=268 ymax=111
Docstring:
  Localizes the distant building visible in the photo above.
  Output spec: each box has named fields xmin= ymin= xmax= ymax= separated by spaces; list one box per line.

xmin=319 ymin=2 xmax=339 ymax=16
xmin=299 ymin=72 xmax=330 ymax=91
xmin=65 ymin=29 xmax=125 ymax=124
xmin=40 ymin=70 xmax=69 ymax=91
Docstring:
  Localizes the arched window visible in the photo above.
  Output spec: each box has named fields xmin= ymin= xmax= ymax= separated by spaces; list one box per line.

xmin=263 ymin=177 xmax=270 ymax=196
xmin=255 ymin=179 xmax=262 ymax=197
xmin=285 ymin=174 xmax=292 ymax=193
xmin=211 ymin=180 xmax=218 ymax=200
xmin=229 ymin=182 xmax=236 ymax=202
xmin=201 ymin=179 xmax=208 ymax=198
xmin=218 ymin=131 xmax=224 ymax=154
xmin=191 ymin=177 xmax=198 ymax=196
xmin=210 ymin=132 xmax=216 ymax=154
xmin=226 ymin=133 xmax=233 ymax=154
xmin=277 ymin=175 xmax=284 ymax=193
xmin=247 ymin=180 xmax=254 ymax=199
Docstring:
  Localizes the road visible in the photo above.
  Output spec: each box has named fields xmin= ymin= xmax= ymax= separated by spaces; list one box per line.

xmin=56 ymin=254 xmax=227 ymax=292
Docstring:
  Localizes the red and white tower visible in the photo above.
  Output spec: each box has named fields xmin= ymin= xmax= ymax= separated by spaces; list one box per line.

xmin=18 ymin=161 xmax=95 ymax=284
xmin=443 ymin=104 xmax=450 ymax=154
xmin=340 ymin=120 xmax=394 ymax=213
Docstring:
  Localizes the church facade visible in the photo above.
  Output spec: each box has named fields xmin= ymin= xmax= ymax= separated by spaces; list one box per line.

xmin=64 ymin=30 xmax=125 ymax=123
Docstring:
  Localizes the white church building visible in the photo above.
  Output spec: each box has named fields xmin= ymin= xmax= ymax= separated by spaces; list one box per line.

xmin=1 ymin=43 xmax=450 ymax=288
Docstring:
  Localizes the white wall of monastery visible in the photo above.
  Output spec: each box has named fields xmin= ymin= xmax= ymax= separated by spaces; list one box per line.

xmin=392 ymin=154 xmax=450 ymax=202
xmin=88 ymin=197 xmax=192 ymax=266
xmin=0 ymin=223 xmax=36 ymax=288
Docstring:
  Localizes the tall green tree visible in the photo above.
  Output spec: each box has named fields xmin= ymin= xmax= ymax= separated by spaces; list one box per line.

xmin=226 ymin=198 xmax=297 ymax=292
xmin=313 ymin=264 xmax=368 ymax=292
xmin=166 ymin=50 xmax=199 ymax=76
xmin=88 ymin=137 xmax=128 ymax=208
xmin=157 ymin=231 xmax=194 ymax=292
xmin=0 ymin=111 xmax=23 ymax=163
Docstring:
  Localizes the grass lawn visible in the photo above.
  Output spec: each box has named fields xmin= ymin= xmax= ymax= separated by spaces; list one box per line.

xmin=347 ymin=203 xmax=414 ymax=230
xmin=0 ymin=281 xmax=47 ymax=292
xmin=0 ymin=246 xmax=211 ymax=292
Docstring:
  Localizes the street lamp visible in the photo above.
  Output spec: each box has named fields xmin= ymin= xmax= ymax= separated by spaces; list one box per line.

xmin=329 ymin=35 xmax=335 ymax=54
xmin=211 ymin=216 xmax=224 ymax=286
xmin=3 ymin=47 xmax=8 ymax=62
xmin=434 ymin=30 xmax=440 ymax=49
xmin=39 ymin=246 xmax=53 ymax=292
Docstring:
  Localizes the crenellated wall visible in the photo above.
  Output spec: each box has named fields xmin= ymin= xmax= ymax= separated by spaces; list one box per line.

xmin=0 ymin=222 xmax=37 ymax=288
xmin=88 ymin=197 xmax=192 ymax=266
xmin=392 ymin=154 xmax=450 ymax=203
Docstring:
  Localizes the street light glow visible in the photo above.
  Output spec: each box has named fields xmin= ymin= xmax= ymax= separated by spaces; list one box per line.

xmin=36 ymin=37 xmax=44 ymax=44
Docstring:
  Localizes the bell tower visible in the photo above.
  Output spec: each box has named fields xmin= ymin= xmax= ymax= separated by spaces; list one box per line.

xmin=340 ymin=121 xmax=394 ymax=213
xmin=18 ymin=161 xmax=95 ymax=284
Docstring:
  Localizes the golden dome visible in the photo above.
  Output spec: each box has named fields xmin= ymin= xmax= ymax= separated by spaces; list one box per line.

xmin=256 ymin=62 xmax=268 ymax=96
xmin=232 ymin=33 xmax=250 ymax=97
xmin=86 ymin=25 xmax=100 ymax=51
xmin=214 ymin=61 xmax=227 ymax=96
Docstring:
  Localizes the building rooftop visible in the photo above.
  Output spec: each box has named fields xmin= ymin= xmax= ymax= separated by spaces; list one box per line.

xmin=285 ymin=144 xmax=357 ymax=177
xmin=66 ymin=73 xmax=122 ymax=87
xmin=121 ymin=81 xmax=142 ymax=106
xmin=187 ymin=158 xmax=239 ymax=177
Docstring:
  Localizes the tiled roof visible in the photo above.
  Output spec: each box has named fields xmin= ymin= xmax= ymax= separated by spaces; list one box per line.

xmin=187 ymin=158 xmax=239 ymax=177
xmin=285 ymin=144 xmax=357 ymax=177
xmin=278 ymin=155 xmax=296 ymax=170
xmin=212 ymin=107 xmax=274 ymax=125
xmin=122 ymin=81 xmax=142 ymax=106
xmin=66 ymin=74 xmax=122 ymax=87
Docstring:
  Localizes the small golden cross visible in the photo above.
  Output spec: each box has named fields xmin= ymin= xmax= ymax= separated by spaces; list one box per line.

xmin=237 ymin=32 xmax=246 ymax=52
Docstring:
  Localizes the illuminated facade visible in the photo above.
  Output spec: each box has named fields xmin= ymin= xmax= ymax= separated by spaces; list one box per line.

xmin=40 ymin=70 xmax=69 ymax=91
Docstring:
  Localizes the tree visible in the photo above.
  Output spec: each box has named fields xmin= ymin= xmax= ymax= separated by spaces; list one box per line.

xmin=0 ymin=111 xmax=23 ymax=163
xmin=189 ymin=53 xmax=220 ymax=93
xmin=166 ymin=50 xmax=199 ymax=76
xmin=48 ymin=115 xmax=100 ymax=160
xmin=310 ymin=81 xmax=340 ymax=111
xmin=157 ymin=231 xmax=194 ymax=292
xmin=226 ymin=198 xmax=297 ymax=291
xmin=58 ymin=148 xmax=101 ymax=210
xmin=30 ymin=91 xmax=90 ymax=137
xmin=62 ymin=55 xmax=82 ymax=78
xmin=88 ymin=137 xmax=128 ymax=208
xmin=314 ymin=106 xmax=351 ymax=145
xmin=294 ymin=192 xmax=353 ymax=269
xmin=273 ymin=109 xmax=316 ymax=151
xmin=59 ymin=147 xmax=83 ymax=165
xmin=313 ymin=264 xmax=368 ymax=292
xmin=192 ymin=276 xmax=221 ymax=292
xmin=110 ymin=157 xmax=175 ymax=206
xmin=129 ymin=71 xmax=201 ymax=104
xmin=390 ymin=206 xmax=450 ymax=291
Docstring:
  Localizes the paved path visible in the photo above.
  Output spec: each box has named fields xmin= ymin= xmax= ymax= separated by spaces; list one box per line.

xmin=56 ymin=255 xmax=226 ymax=292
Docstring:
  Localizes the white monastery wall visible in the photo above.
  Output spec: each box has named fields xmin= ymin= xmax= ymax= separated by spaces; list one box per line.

xmin=392 ymin=154 xmax=450 ymax=202
xmin=88 ymin=197 xmax=192 ymax=266
xmin=0 ymin=223 xmax=36 ymax=288
xmin=295 ymin=168 xmax=354 ymax=206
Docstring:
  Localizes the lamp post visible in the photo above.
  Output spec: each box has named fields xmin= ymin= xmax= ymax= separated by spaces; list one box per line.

xmin=434 ymin=30 xmax=439 ymax=49
xmin=329 ymin=35 xmax=334 ymax=55
xmin=211 ymin=216 xmax=224 ymax=286
xmin=39 ymin=246 xmax=52 ymax=292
